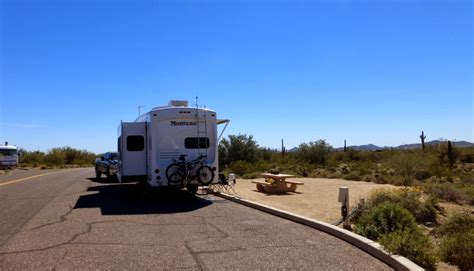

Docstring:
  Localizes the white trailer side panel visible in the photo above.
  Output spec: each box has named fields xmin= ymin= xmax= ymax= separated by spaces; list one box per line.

xmin=119 ymin=122 xmax=147 ymax=177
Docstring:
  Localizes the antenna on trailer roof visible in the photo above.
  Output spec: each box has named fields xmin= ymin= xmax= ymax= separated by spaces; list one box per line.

xmin=194 ymin=96 xmax=199 ymax=108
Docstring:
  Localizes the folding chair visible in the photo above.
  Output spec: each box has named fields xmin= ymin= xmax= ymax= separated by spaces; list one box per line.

xmin=209 ymin=174 xmax=236 ymax=194
xmin=222 ymin=173 xmax=237 ymax=194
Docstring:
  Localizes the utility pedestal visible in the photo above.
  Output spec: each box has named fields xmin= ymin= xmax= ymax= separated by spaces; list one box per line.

xmin=338 ymin=187 xmax=352 ymax=230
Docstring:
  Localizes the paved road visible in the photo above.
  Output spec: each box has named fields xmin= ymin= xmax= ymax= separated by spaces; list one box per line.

xmin=0 ymin=168 xmax=391 ymax=270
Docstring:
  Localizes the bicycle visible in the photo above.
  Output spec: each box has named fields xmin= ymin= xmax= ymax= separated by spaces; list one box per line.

xmin=165 ymin=154 xmax=215 ymax=186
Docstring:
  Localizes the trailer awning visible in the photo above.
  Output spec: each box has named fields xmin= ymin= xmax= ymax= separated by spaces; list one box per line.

xmin=217 ymin=119 xmax=230 ymax=125
xmin=217 ymin=119 xmax=230 ymax=141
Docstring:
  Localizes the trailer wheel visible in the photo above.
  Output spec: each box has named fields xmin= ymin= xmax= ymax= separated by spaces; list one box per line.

xmin=95 ymin=167 xmax=101 ymax=179
xmin=197 ymin=166 xmax=215 ymax=185
xmin=166 ymin=163 xmax=185 ymax=184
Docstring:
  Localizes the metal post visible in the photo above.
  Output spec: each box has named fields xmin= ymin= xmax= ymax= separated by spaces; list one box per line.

xmin=338 ymin=187 xmax=351 ymax=230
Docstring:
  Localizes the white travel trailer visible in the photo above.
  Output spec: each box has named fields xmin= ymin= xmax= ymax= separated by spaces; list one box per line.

xmin=0 ymin=143 xmax=19 ymax=168
xmin=117 ymin=100 xmax=229 ymax=192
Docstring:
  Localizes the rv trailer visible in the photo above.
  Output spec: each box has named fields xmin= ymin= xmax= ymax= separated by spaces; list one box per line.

xmin=117 ymin=100 xmax=229 ymax=193
xmin=0 ymin=143 xmax=19 ymax=168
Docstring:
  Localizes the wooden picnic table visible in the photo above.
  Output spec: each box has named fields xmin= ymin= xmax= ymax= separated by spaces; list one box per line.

xmin=251 ymin=173 xmax=304 ymax=193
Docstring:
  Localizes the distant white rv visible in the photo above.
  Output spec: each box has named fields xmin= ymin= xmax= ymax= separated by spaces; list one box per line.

xmin=0 ymin=143 xmax=19 ymax=168
xmin=117 ymin=100 xmax=229 ymax=193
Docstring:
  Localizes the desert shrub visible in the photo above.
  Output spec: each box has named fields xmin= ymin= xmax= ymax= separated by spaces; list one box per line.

xmin=415 ymin=170 xmax=431 ymax=180
xmin=295 ymin=140 xmax=332 ymax=165
xmin=19 ymin=147 xmax=95 ymax=167
xmin=423 ymin=182 xmax=465 ymax=203
xmin=219 ymin=134 xmax=260 ymax=169
xmin=437 ymin=141 xmax=460 ymax=167
xmin=229 ymin=160 xmax=254 ymax=176
xmin=372 ymin=173 xmax=390 ymax=184
xmin=459 ymin=147 xmax=474 ymax=163
xmin=428 ymin=161 xmax=451 ymax=179
xmin=368 ymin=189 xmax=437 ymax=225
xmin=362 ymin=174 xmax=377 ymax=183
xmin=241 ymin=172 xmax=261 ymax=179
xmin=439 ymin=231 xmax=474 ymax=271
xmin=346 ymin=148 xmax=361 ymax=161
xmin=436 ymin=213 xmax=474 ymax=271
xmin=336 ymin=163 xmax=350 ymax=174
xmin=389 ymin=151 xmax=428 ymax=187
xmin=43 ymin=149 xmax=66 ymax=166
xmin=18 ymin=149 xmax=45 ymax=165
xmin=435 ymin=213 xmax=474 ymax=236
xmin=354 ymin=202 xmax=417 ymax=240
xmin=355 ymin=201 xmax=438 ymax=269
xmin=379 ymin=229 xmax=437 ymax=270
xmin=343 ymin=172 xmax=361 ymax=181
xmin=460 ymin=186 xmax=474 ymax=205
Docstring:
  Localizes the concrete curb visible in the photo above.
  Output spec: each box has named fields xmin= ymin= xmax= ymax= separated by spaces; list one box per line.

xmin=214 ymin=191 xmax=423 ymax=271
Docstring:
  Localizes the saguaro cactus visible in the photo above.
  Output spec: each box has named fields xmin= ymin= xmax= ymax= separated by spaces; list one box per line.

xmin=420 ymin=131 xmax=426 ymax=151
xmin=447 ymin=140 xmax=455 ymax=167
xmin=344 ymin=140 xmax=347 ymax=152
xmin=281 ymin=139 xmax=286 ymax=157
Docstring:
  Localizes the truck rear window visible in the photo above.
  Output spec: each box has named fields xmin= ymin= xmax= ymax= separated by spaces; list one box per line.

xmin=185 ymin=137 xmax=210 ymax=149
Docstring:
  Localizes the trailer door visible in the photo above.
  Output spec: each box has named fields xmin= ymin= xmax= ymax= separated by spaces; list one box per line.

xmin=119 ymin=122 xmax=147 ymax=179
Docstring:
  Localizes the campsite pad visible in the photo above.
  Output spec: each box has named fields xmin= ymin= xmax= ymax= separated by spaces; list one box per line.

xmin=234 ymin=177 xmax=395 ymax=223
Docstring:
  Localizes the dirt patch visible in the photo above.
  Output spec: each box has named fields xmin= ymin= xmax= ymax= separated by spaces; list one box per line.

xmin=233 ymin=177 xmax=395 ymax=223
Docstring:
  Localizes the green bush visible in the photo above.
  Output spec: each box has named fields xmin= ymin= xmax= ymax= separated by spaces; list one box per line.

xmin=379 ymin=229 xmax=437 ymax=270
xmin=354 ymin=202 xmax=417 ymax=240
xmin=423 ymin=182 xmax=465 ymax=203
xmin=435 ymin=213 xmax=474 ymax=237
xmin=436 ymin=213 xmax=474 ymax=271
xmin=295 ymin=140 xmax=332 ymax=165
xmin=389 ymin=151 xmax=428 ymax=186
xmin=355 ymin=201 xmax=438 ymax=269
xmin=439 ymin=231 xmax=474 ymax=271
xmin=343 ymin=172 xmax=362 ymax=181
xmin=241 ymin=172 xmax=261 ymax=179
xmin=219 ymin=134 xmax=260 ymax=169
xmin=18 ymin=149 xmax=45 ymax=165
xmin=18 ymin=147 xmax=95 ymax=167
xmin=368 ymin=189 xmax=438 ymax=225
xmin=229 ymin=160 xmax=254 ymax=176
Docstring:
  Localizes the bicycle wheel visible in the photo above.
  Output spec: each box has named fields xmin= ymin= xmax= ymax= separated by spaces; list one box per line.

xmin=166 ymin=163 xmax=186 ymax=184
xmin=197 ymin=165 xmax=215 ymax=185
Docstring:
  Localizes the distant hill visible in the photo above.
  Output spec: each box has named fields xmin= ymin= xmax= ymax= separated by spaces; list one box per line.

xmin=395 ymin=140 xmax=474 ymax=150
xmin=288 ymin=140 xmax=474 ymax=152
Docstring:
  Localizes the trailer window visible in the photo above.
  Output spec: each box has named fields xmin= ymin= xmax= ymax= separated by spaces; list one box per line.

xmin=0 ymin=150 xmax=17 ymax=157
xmin=127 ymin=136 xmax=144 ymax=151
xmin=185 ymin=138 xmax=210 ymax=149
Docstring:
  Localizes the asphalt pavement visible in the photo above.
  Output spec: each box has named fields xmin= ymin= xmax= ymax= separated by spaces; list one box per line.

xmin=0 ymin=168 xmax=392 ymax=270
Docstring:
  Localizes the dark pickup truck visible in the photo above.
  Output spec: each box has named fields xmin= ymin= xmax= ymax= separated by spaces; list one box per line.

xmin=95 ymin=152 xmax=119 ymax=179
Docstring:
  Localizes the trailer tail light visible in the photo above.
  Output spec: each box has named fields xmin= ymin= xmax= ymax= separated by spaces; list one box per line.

xmin=156 ymin=176 xmax=161 ymax=181
xmin=155 ymin=169 xmax=160 ymax=174
xmin=212 ymin=167 xmax=216 ymax=171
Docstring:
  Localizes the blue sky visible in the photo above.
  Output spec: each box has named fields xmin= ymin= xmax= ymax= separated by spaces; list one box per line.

xmin=1 ymin=0 xmax=472 ymax=153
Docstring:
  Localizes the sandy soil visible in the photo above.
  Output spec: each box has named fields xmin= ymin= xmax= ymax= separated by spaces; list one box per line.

xmin=232 ymin=177 xmax=396 ymax=223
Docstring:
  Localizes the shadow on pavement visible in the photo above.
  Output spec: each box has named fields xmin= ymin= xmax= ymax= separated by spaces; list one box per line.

xmin=74 ymin=183 xmax=213 ymax=215
xmin=87 ymin=177 xmax=118 ymax=184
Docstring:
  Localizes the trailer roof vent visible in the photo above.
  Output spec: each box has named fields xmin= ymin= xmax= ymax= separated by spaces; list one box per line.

xmin=168 ymin=100 xmax=189 ymax=107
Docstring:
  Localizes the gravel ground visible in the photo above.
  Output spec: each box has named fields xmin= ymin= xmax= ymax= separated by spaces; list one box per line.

xmin=233 ymin=177 xmax=396 ymax=223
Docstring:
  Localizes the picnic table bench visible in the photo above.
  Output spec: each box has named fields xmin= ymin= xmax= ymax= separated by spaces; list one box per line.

xmin=251 ymin=173 xmax=304 ymax=193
